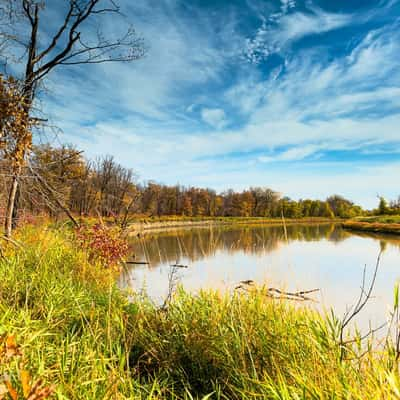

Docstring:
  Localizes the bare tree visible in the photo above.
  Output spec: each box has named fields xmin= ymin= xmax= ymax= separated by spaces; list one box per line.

xmin=0 ymin=0 xmax=146 ymax=236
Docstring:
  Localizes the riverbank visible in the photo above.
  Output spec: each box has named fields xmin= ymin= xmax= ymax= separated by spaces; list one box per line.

xmin=127 ymin=216 xmax=339 ymax=235
xmin=343 ymin=216 xmax=400 ymax=235
xmin=1 ymin=225 xmax=400 ymax=398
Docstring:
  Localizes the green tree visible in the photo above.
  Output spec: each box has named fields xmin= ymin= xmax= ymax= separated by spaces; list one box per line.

xmin=378 ymin=197 xmax=389 ymax=215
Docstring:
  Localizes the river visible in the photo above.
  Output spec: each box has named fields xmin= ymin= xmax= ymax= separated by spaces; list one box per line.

xmin=119 ymin=223 xmax=400 ymax=332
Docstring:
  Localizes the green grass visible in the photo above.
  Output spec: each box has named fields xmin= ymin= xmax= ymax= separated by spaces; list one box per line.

xmin=1 ymin=225 xmax=400 ymax=399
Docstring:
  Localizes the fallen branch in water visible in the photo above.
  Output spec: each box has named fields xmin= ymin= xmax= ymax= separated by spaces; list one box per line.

xmin=170 ymin=264 xmax=188 ymax=268
xmin=125 ymin=261 xmax=150 ymax=265
xmin=268 ymin=288 xmax=320 ymax=297
xmin=235 ymin=281 xmax=319 ymax=301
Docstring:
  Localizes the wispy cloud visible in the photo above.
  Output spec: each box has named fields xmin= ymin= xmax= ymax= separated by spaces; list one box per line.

xmin=258 ymin=145 xmax=323 ymax=163
xmin=201 ymin=108 xmax=228 ymax=129
xmin=35 ymin=0 xmax=400 ymax=207
xmin=244 ymin=4 xmax=353 ymax=63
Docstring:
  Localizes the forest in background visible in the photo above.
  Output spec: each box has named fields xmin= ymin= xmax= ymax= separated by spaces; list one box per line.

xmin=2 ymin=143 xmax=399 ymax=225
xmin=0 ymin=0 xmax=398 ymax=235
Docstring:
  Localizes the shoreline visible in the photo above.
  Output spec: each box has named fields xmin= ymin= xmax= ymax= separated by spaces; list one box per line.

xmin=127 ymin=217 xmax=339 ymax=235
xmin=342 ymin=220 xmax=400 ymax=235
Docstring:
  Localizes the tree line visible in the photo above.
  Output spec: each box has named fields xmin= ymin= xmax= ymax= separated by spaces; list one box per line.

xmin=0 ymin=144 xmax=367 ymax=224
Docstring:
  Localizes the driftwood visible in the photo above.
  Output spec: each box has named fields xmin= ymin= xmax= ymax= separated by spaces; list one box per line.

xmin=125 ymin=261 xmax=150 ymax=265
xmin=235 ymin=280 xmax=319 ymax=301
xmin=170 ymin=264 xmax=188 ymax=268
xmin=268 ymin=287 xmax=319 ymax=297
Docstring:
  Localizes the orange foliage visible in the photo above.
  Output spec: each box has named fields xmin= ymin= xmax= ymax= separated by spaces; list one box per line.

xmin=0 ymin=335 xmax=54 ymax=400
xmin=0 ymin=75 xmax=32 ymax=172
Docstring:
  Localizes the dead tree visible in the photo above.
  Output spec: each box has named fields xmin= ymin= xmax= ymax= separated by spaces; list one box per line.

xmin=0 ymin=0 xmax=146 ymax=236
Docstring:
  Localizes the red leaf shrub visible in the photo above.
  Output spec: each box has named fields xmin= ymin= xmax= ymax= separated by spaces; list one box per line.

xmin=75 ymin=224 xmax=129 ymax=267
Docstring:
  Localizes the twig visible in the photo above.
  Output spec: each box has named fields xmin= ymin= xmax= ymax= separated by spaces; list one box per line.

xmin=0 ymin=234 xmax=25 ymax=250
xmin=339 ymin=251 xmax=382 ymax=361
xmin=343 ymin=322 xmax=387 ymax=345
xmin=28 ymin=163 xmax=79 ymax=228
xmin=161 ymin=264 xmax=181 ymax=310
xmin=268 ymin=288 xmax=320 ymax=297
xmin=170 ymin=264 xmax=188 ymax=268
xmin=125 ymin=261 xmax=149 ymax=265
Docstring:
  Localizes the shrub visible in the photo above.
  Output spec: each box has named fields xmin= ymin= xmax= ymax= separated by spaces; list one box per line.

xmin=75 ymin=223 xmax=129 ymax=267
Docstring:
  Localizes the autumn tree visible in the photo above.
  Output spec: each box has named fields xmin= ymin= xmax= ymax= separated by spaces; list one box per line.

xmin=181 ymin=194 xmax=193 ymax=216
xmin=29 ymin=144 xmax=85 ymax=218
xmin=0 ymin=75 xmax=32 ymax=235
xmin=0 ymin=0 xmax=145 ymax=235
xmin=69 ymin=160 xmax=97 ymax=216
xmin=250 ymin=187 xmax=281 ymax=217
xmin=26 ymin=147 xmax=138 ymax=222
xmin=141 ymin=182 xmax=162 ymax=216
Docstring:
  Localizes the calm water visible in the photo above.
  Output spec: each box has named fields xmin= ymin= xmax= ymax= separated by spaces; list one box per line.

xmin=119 ymin=223 xmax=400 ymax=331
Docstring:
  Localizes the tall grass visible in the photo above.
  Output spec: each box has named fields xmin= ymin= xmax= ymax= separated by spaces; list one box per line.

xmin=1 ymin=225 xmax=400 ymax=399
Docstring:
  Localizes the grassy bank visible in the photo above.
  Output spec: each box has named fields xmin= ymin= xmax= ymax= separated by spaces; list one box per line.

xmin=1 ymin=226 xmax=400 ymax=399
xmin=343 ymin=216 xmax=400 ymax=235
xmin=355 ymin=216 xmax=400 ymax=224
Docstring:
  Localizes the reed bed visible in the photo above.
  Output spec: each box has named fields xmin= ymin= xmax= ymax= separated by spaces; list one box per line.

xmin=1 ymin=225 xmax=400 ymax=399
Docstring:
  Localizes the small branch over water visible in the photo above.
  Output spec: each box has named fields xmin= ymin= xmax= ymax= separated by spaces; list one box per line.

xmin=235 ymin=280 xmax=320 ymax=301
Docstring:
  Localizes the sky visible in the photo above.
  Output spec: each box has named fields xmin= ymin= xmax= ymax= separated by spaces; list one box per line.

xmin=34 ymin=0 xmax=400 ymax=208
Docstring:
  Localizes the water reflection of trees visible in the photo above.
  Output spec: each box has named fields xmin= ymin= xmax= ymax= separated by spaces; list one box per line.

xmin=348 ymin=231 xmax=400 ymax=252
xmin=130 ymin=224 xmax=351 ymax=267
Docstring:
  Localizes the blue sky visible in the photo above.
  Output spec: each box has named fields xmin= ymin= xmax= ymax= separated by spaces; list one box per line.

xmin=38 ymin=0 xmax=400 ymax=208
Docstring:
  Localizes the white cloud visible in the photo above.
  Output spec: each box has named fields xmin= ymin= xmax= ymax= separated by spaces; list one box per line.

xmin=45 ymin=0 xmax=243 ymax=125
xmin=201 ymin=108 xmax=228 ymax=129
xmin=279 ymin=9 xmax=351 ymax=42
xmin=241 ymin=22 xmax=400 ymax=124
xmin=38 ymin=1 xmax=400 ymax=207
xmin=244 ymin=6 xmax=352 ymax=62
xmin=258 ymin=145 xmax=322 ymax=163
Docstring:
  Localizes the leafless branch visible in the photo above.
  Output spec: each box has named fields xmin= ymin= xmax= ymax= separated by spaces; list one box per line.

xmin=27 ymin=162 xmax=79 ymax=227
xmin=161 ymin=264 xmax=182 ymax=311
xmin=339 ymin=251 xmax=382 ymax=361
xmin=31 ymin=1 xmax=146 ymax=82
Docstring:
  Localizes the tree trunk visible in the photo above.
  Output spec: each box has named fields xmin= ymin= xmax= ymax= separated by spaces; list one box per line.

xmin=5 ymin=173 xmax=19 ymax=237
xmin=11 ymin=183 xmax=20 ymax=230
xmin=5 ymin=5 xmax=38 ymax=238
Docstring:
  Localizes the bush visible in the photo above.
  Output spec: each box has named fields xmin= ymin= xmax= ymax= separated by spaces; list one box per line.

xmin=75 ymin=223 xmax=129 ymax=267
